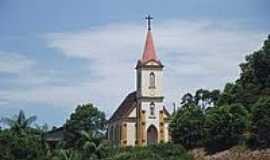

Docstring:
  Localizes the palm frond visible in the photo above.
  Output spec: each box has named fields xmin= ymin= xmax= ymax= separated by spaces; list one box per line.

xmin=24 ymin=115 xmax=37 ymax=127
xmin=1 ymin=117 xmax=15 ymax=127
xmin=18 ymin=110 xmax=26 ymax=125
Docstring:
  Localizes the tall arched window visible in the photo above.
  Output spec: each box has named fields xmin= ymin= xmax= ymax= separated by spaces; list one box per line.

xmin=149 ymin=72 xmax=155 ymax=88
xmin=150 ymin=102 xmax=155 ymax=116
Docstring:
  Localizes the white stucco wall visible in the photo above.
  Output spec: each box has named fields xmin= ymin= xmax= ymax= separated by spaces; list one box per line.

xmin=141 ymin=101 xmax=162 ymax=141
xmin=140 ymin=101 xmax=170 ymax=143
xmin=140 ymin=69 xmax=163 ymax=97
xmin=128 ymin=108 xmax=136 ymax=118
xmin=164 ymin=123 xmax=169 ymax=142
xmin=126 ymin=122 xmax=136 ymax=146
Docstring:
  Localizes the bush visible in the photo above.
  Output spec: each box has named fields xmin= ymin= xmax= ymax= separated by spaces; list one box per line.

xmin=205 ymin=104 xmax=249 ymax=153
xmin=170 ymin=104 xmax=205 ymax=149
xmin=107 ymin=143 xmax=192 ymax=160
xmin=249 ymin=97 xmax=270 ymax=148
xmin=0 ymin=130 xmax=47 ymax=160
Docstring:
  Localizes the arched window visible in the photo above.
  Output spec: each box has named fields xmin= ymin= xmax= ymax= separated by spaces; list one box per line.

xmin=150 ymin=102 xmax=155 ymax=116
xmin=149 ymin=72 xmax=155 ymax=88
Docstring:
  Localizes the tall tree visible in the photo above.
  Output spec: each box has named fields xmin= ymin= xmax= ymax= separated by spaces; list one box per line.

xmin=64 ymin=103 xmax=106 ymax=148
xmin=181 ymin=93 xmax=194 ymax=105
xmin=218 ymin=35 xmax=270 ymax=108
xmin=78 ymin=130 xmax=105 ymax=160
xmin=181 ymin=89 xmax=221 ymax=109
xmin=205 ymin=104 xmax=249 ymax=152
xmin=250 ymin=97 xmax=270 ymax=148
xmin=170 ymin=103 xmax=205 ymax=149
xmin=1 ymin=110 xmax=37 ymax=134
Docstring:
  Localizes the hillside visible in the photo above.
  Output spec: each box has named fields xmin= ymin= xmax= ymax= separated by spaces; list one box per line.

xmin=192 ymin=146 xmax=270 ymax=160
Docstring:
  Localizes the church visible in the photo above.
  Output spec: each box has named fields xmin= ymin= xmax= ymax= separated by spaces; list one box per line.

xmin=107 ymin=16 xmax=170 ymax=146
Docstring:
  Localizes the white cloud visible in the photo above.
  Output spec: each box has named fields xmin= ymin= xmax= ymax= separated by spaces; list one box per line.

xmin=0 ymin=51 xmax=34 ymax=74
xmin=0 ymin=20 xmax=266 ymax=119
xmin=44 ymin=20 xmax=266 ymax=115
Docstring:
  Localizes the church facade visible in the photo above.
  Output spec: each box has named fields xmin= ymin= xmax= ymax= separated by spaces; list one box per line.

xmin=107 ymin=17 xmax=170 ymax=146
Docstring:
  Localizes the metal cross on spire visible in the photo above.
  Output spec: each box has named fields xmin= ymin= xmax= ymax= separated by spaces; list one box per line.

xmin=145 ymin=15 xmax=153 ymax=31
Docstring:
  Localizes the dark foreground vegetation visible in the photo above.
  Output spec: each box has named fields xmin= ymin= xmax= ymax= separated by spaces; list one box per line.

xmin=0 ymin=35 xmax=270 ymax=160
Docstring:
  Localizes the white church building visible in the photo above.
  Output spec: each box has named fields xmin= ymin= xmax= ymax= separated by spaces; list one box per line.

xmin=107 ymin=16 xmax=170 ymax=146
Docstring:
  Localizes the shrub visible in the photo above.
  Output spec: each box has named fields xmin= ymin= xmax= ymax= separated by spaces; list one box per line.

xmin=205 ymin=104 xmax=249 ymax=153
xmin=107 ymin=143 xmax=192 ymax=160
xmin=170 ymin=104 xmax=205 ymax=149
xmin=249 ymin=97 xmax=270 ymax=148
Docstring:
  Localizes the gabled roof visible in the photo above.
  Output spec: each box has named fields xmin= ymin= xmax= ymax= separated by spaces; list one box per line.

xmin=45 ymin=127 xmax=64 ymax=142
xmin=163 ymin=106 xmax=171 ymax=117
xmin=108 ymin=91 xmax=137 ymax=123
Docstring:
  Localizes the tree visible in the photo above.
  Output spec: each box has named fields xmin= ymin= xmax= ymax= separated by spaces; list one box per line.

xmin=240 ymin=35 xmax=270 ymax=89
xmin=52 ymin=149 xmax=81 ymax=160
xmin=1 ymin=110 xmax=37 ymax=135
xmin=249 ymin=97 xmax=270 ymax=148
xmin=170 ymin=103 xmax=205 ymax=149
xmin=78 ymin=130 xmax=106 ymax=160
xmin=218 ymin=35 xmax=270 ymax=108
xmin=107 ymin=144 xmax=192 ymax=160
xmin=64 ymin=103 xmax=106 ymax=148
xmin=0 ymin=124 xmax=47 ymax=160
xmin=181 ymin=89 xmax=221 ymax=109
xmin=205 ymin=104 xmax=249 ymax=152
xmin=181 ymin=93 xmax=194 ymax=105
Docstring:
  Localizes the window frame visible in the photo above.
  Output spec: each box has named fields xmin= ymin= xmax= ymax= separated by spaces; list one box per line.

xmin=150 ymin=102 xmax=155 ymax=118
xmin=149 ymin=72 xmax=155 ymax=89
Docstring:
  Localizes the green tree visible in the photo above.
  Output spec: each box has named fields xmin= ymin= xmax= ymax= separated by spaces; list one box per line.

xmin=1 ymin=110 xmax=37 ymax=135
xmin=108 ymin=144 xmax=192 ymax=160
xmin=205 ymin=104 xmax=249 ymax=152
xmin=181 ymin=89 xmax=221 ymax=109
xmin=170 ymin=103 xmax=205 ymax=149
xmin=218 ymin=35 xmax=270 ymax=108
xmin=64 ymin=103 xmax=106 ymax=148
xmin=78 ymin=130 xmax=106 ymax=160
xmin=181 ymin=93 xmax=194 ymax=105
xmin=249 ymin=97 xmax=270 ymax=148
xmin=52 ymin=149 xmax=81 ymax=160
xmin=0 ymin=125 xmax=47 ymax=160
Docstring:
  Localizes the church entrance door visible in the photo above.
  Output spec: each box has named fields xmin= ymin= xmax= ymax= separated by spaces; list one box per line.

xmin=147 ymin=125 xmax=158 ymax=145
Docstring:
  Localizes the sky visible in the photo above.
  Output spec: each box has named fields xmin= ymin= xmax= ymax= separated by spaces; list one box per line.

xmin=0 ymin=0 xmax=269 ymax=127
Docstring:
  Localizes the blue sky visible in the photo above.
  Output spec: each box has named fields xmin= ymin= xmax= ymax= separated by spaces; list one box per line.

xmin=0 ymin=0 xmax=269 ymax=127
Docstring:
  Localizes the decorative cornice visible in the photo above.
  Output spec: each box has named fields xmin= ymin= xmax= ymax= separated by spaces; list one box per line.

xmin=137 ymin=96 xmax=164 ymax=102
xmin=135 ymin=60 xmax=164 ymax=70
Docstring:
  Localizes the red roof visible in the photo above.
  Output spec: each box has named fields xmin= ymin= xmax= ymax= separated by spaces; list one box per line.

xmin=141 ymin=31 xmax=158 ymax=63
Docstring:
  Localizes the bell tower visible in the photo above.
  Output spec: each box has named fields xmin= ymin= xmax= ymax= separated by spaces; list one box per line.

xmin=135 ymin=15 xmax=165 ymax=145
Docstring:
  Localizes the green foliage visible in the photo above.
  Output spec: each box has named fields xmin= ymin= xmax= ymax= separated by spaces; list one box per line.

xmin=249 ymin=97 xmax=270 ymax=148
xmin=78 ymin=130 xmax=106 ymax=159
xmin=205 ymin=104 xmax=249 ymax=152
xmin=51 ymin=149 xmax=82 ymax=160
xmin=108 ymin=143 xmax=192 ymax=160
xmin=218 ymin=35 xmax=270 ymax=108
xmin=181 ymin=89 xmax=221 ymax=108
xmin=1 ymin=110 xmax=37 ymax=135
xmin=0 ymin=129 xmax=48 ymax=160
xmin=170 ymin=102 xmax=249 ymax=152
xmin=65 ymin=103 xmax=106 ymax=134
xmin=64 ymin=103 xmax=106 ymax=148
xmin=170 ymin=103 xmax=205 ymax=149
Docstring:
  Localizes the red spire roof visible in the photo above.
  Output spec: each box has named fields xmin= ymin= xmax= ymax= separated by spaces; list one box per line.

xmin=141 ymin=31 xmax=158 ymax=63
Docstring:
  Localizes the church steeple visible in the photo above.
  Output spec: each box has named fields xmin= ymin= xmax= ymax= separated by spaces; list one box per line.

xmin=136 ymin=15 xmax=164 ymax=97
xmin=141 ymin=31 xmax=158 ymax=63
xmin=138 ymin=15 xmax=162 ymax=66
